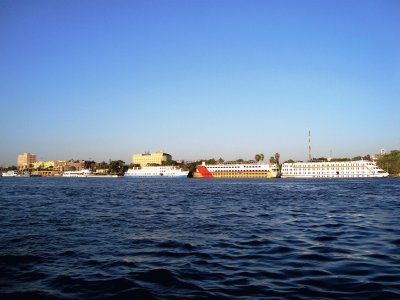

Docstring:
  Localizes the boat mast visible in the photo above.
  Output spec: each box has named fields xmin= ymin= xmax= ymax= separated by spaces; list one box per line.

xmin=308 ymin=130 xmax=312 ymax=162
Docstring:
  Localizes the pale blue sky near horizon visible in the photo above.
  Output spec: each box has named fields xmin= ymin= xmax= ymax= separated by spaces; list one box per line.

xmin=1 ymin=0 xmax=399 ymax=166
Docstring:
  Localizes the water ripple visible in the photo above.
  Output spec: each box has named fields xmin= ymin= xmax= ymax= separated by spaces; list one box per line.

xmin=0 ymin=177 xmax=399 ymax=299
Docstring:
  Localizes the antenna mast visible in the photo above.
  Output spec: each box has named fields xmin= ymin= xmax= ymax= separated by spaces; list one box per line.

xmin=308 ymin=130 xmax=312 ymax=162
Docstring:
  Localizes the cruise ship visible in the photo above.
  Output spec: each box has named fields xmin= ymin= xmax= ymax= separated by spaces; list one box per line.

xmin=124 ymin=166 xmax=189 ymax=177
xmin=281 ymin=160 xmax=389 ymax=178
xmin=193 ymin=162 xmax=279 ymax=178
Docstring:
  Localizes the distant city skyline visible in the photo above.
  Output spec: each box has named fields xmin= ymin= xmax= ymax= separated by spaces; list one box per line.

xmin=1 ymin=0 xmax=399 ymax=166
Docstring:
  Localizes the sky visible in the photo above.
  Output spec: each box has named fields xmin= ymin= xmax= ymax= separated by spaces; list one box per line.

xmin=0 ymin=0 xmax=399 ymax=166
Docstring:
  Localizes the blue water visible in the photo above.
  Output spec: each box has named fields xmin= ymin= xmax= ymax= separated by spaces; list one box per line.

xmin=0 ymin=177 xmax=399 ymax=299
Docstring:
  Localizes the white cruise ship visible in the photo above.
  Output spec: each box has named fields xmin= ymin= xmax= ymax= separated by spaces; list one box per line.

xmin=194 ymin=162 xmax=279 ymax=178
xmin=281 ymin=160 xmax=389 ymax=178
xmin=124 ymin=166 xmax=189 ymax=178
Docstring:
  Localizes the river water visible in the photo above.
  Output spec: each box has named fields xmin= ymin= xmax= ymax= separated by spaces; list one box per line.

xmin=0 ymin=177 xmax=399 ymax=299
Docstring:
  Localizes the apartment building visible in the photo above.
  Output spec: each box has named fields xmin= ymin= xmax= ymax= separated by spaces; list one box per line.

xmin=132 ymin=152 xmax=172 ymax=167
xmin=17 ymin=153 xmax=37 ymax=170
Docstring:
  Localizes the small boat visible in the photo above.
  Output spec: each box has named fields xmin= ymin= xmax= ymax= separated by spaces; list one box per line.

xmin=1 ymin=170 xmax=19 ymax=177
xmin=62 ymin=169 xmax=120 ymax=178
xmin=62 ymin=169 xmax=93 ymax=177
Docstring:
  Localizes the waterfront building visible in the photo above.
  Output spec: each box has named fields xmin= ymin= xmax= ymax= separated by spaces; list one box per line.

xmin=132 ymin=152 xmax=172 ymax=167
xmin=17 ymin=153 xmax=37 ymax=170
xmin=54 ymin=160 xmax=85 ymax=171
xmin=31 ymin=161 xmax=55 ymax=170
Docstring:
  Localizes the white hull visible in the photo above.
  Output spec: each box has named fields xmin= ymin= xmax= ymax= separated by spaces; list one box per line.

xmin=1 ymin=171 xmax=19 ymax=177
xmin=62 ymin=169 xmax=120 ymax=178
xmin=62 ymin=169 xmax=93 ymax=177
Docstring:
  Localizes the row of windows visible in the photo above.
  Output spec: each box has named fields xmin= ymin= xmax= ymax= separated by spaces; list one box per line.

xmin=209 ymin=166 xmax=263 ymax=169
xmin=215 ymin=174 xmax=273 ymax=178
xmin=286 ymin=171 xmax=369 ymax=175
xmin=309 ymin=174 xmax=373 ymax=178
xmin=211 ymin=170 xmax=270 ymax=172
xmin=212 ymin=171 xmax=271 ymax=174
xmin=284 ymin=167 xmax=368 ymax=171
xmin=287 ymin=164 xmax=366 ymax=168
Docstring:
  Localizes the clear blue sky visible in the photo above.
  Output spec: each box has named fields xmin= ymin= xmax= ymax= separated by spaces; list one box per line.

xmin=1 ymin=0 xmax=399 ymax=165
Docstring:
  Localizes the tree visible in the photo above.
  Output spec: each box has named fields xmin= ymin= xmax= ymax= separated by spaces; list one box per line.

xmin=269 ymin=156 xmax=275 ymax=164
xmin=96 ymin=161 xmax=109 ymax=170
xmin=260 ymin=154 xmax=264 ymax=162
xmin=84 ymin=160 xmax=96 ymax=170
xmin=378 ymin=150 xmax=400 ymax=175
xmin=162 ymin=160 xmax=178 ymax=166
xmin=206 ymin=158 xmax=217 ymax=165
xmin=109 ymin=160 xmax=125 ymax=174
xmin=255 ymin=154 xmax=261 ymax=162
xmin=274 ymin=153 xmax=280 ymax=166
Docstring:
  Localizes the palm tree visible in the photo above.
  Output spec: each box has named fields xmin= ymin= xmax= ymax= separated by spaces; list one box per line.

xmin=260 ymin=154 xmax=264 ymax=162
xmin=255 ymin=154 xmax=261 ymax=163
xmin=274 ymin=153 xmax=281 ymax=175
xmin=274 ymin=153 xmax=280 ymax=166
xmin=269 ymin=156 xmax=275 ymax=164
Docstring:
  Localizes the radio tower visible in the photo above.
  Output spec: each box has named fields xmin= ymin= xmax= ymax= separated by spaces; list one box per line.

xmin=308 ymin=130 xmax=312 ymax=162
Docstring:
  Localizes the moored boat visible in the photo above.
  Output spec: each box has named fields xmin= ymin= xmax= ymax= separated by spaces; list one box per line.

xmin=193 ymin=162 xmax=279 ymax=178
xmin=62 ymin=169 xmax=120 ymax=178
xmin=124 ymin=166 xmax=189 ymax=177
xmin=62 ymin=169 xmax=93 ymax=177
xmin=1 ymin=170 xmax=19 ymax=177
xmin=281 ymin=160 xmax=389 ymax=178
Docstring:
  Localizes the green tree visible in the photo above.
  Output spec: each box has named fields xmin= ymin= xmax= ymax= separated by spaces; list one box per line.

xmin=378 ymin=150 xmax=400 ymax=175
xmin=84 ymin=160 xmax=96 ymax=170
xmin=206 ymin=158 xmax=217 ymax=165
xmin=109 ymin=160 xmax=125 ymax=174
xmin=162 ymin=160 xmax=178 ymax=166
xmin=285 ymin=159 xmax=295 ymax=163
xmin=274 ymin=153 xmax=280 ymax=165
xmin=96 ymin=161 xmax=109 ymax=170
xmin=255 ymin=154 xmax=261 ymax=163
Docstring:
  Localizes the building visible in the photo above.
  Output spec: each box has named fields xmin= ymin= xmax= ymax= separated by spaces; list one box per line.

xmin=132 ymin=152 xmax=172 ymax=167
xmin=31 ymin=161 xmax=55 ymax=170
xmin=17 ymin=153 xmax=37 ymax=170
xmin=54 ymin=160 xmax=85 ymax=171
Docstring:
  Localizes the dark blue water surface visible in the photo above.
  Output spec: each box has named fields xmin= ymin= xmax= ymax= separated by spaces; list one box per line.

xmin=0 ymin=178 xmax=399 ymax=299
